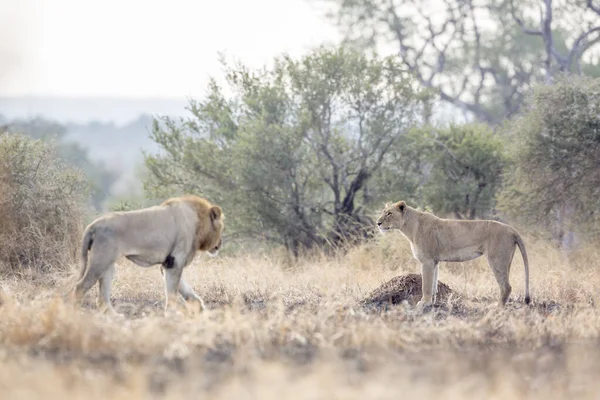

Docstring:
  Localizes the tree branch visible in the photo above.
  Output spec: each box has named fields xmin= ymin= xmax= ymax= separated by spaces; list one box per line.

xmin=510 ymin=0 xmax=543 ymax=36
xmin=587 ymin=0 xmax=600 ymax=15
xmin=568 ymin=26 xmax=600 ymax=71
xmin=340 ymin=167 xmax=369 ymax=215
xmin=541 ymin=0 xmax=555 ymax=78
xmin=385 ymin=0 xmax=495 ymax=123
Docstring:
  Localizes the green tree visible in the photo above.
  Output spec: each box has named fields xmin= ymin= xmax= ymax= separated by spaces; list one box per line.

xmin=145 ymin=47 xmax=425 ymax=254
xmin=499 ymin=75 xmax=600 ymax=242
xmin=371 ymin=123 xmax=506 ymax=220
xmin=419 ymin=123 xmax=507 ymax=220
xmin=366 ymin=126 xmax=430 ymax=209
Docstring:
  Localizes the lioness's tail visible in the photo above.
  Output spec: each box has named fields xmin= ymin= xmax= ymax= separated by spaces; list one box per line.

xmin=514 ymin=233 xmax=531 ymax=305
xmin=77 ymin=225 xmax=95 ymax=283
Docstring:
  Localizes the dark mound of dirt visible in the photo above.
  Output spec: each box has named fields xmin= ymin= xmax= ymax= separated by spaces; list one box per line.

xmin=359 ymin=273 xmax=454 ymax=308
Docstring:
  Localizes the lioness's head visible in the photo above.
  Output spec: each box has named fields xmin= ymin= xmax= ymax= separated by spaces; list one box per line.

xmin=377 ymin=201 xmax=407 ymax=232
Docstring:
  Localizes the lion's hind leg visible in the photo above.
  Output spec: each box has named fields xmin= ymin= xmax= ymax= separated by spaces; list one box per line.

xmin=97 ymin=264 xmax=119 ymax=316
xmin=73 ymin=237 xmax=118 ymax=307
xmin=486 ymin=236 xmax=517 ymax=307
xmin=74 ymin=268 xmax=103 ymax=304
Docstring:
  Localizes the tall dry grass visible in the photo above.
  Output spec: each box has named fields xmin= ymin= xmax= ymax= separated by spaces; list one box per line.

xmin=1 ymin=231 xmax=600 ymax=399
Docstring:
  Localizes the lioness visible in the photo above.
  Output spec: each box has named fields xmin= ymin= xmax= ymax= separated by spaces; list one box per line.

xmin=71 ymin=195 xmax=224 ymax=315
xmin=377 ymin=201 xmax=530 ymax=308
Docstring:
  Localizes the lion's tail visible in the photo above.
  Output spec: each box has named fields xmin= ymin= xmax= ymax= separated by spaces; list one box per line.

xmin=77 ymin=225 xmax=95 ymax=284
xmin=514 ymin=232 xmax=531 ymax=305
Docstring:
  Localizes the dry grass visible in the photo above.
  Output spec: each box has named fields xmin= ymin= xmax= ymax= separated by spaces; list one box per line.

xmin=1 ymin=231 xmax=600 ymax=399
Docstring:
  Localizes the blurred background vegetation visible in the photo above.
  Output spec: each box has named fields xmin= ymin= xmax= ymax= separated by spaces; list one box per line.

xmin=1 ymin=0 xmax=600 ymax=267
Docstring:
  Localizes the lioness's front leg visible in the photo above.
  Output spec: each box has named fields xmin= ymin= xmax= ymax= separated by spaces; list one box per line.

xmin=432 ymin=262 xmax=439 ymax=302
xmin=417 ymin=260 xmax=437 ymax=308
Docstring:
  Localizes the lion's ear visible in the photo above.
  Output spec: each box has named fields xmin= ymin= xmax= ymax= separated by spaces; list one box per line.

xmin=397 ymin=201 xmax=406 ymax=212
xmin=210 ymin=206 xmax=222 ymax=222
xmin=385 ymin=202 xmax=390 ymax=208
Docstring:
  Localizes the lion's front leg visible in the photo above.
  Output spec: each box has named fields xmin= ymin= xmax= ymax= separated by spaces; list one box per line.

xmin=178 ymin=278 xmax=206 ymax=313
xmin=417 ymin=260 xmax=437 ymax=308
xmin=163 ymin=265 xmax=184 ymax=313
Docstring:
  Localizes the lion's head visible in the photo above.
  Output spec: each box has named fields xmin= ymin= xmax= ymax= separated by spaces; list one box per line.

xmin=377 ymin=201 xmax=407 ymax=232
xmin=164 ymin=195 xmax=225 ymax=256
xmin=206 ymin=206 xmax=224 ymax=256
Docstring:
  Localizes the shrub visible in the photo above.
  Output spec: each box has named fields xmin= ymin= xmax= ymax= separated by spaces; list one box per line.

xmin=0 ymin=133 xmax=89 ymax=274
xmin=419 ymin=123 xmax=507 ymax=220
xmin=499 ymin=75 xmax=600 ymax=242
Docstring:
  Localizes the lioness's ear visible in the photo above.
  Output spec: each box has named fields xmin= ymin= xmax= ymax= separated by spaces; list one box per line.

xmin=210 ymin=206 xmax=222 ymax=222
xmin=385 ymin=202 xmax=390 ymax=208
xmin=398 ymin=201 xmax=406 ymax=212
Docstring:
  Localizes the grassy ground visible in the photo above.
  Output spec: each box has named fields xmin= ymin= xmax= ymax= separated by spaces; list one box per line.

xmin=1 ymin=231 xmax=600 ymax=399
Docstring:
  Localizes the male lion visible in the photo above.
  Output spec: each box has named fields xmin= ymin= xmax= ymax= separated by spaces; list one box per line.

xmin=377 ymin=201 xmax=530 ymax=308
xmin=71 ymin=195 xmax=224 ymax=315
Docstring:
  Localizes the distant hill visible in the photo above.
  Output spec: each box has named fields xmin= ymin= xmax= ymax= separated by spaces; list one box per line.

xmin=0 ymin=96 xmax=192 ymax=199
xmin=0 ymin=96 xmax=189 ymax=125
xmin=63 ymin=115 xmax=162 ymax=197
xmin=64 ymin=114 xmax=159 ymax=169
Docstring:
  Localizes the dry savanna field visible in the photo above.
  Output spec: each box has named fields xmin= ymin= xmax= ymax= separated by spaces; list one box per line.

xmin=1 ymin=230 xmax=600 ymax=399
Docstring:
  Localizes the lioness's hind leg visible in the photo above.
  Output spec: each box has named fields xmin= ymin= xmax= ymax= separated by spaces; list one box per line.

xmin=486 ymin=237 xmax=517 ymax=307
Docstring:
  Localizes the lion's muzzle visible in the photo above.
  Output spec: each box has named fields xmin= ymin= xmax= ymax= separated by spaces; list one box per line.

xmin=207 ymin=238 xmax=222 ymax=257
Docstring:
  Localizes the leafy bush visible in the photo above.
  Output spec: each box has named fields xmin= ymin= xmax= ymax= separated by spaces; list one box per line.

xmin=3 ymin=116 xmax=118 ymax=211
xmin=499 ymin=75 xmax=600 ymax=241
xmin=372 ymin=123 xmax=507 ymax=220
xmin=0 ymin=133 xmax=89 ymax=273
xmin=420 ymin=123 xmax=507 ymax=220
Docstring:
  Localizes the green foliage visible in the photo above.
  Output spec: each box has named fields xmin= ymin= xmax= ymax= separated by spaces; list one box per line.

xmin=498 ymin=75 xmax=600 ymax=238
xmin=3 ymin=117 xmax=118 ymax=210
xmin=366 ymin=126 xmax=431 ymax=208
xmin=145 ymin=46 xmax=425 ymax=254
xmin=0 ymin=133 xmax=89 ymax=273
xmin=372 ymin=123 xmax=506 ymax=219
xmin=419 ymin=124 xmax=507 ymax=219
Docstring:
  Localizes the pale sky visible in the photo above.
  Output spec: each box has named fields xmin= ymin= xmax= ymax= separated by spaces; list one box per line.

xmin=0 ymin=0 xmax=339 ymax=98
